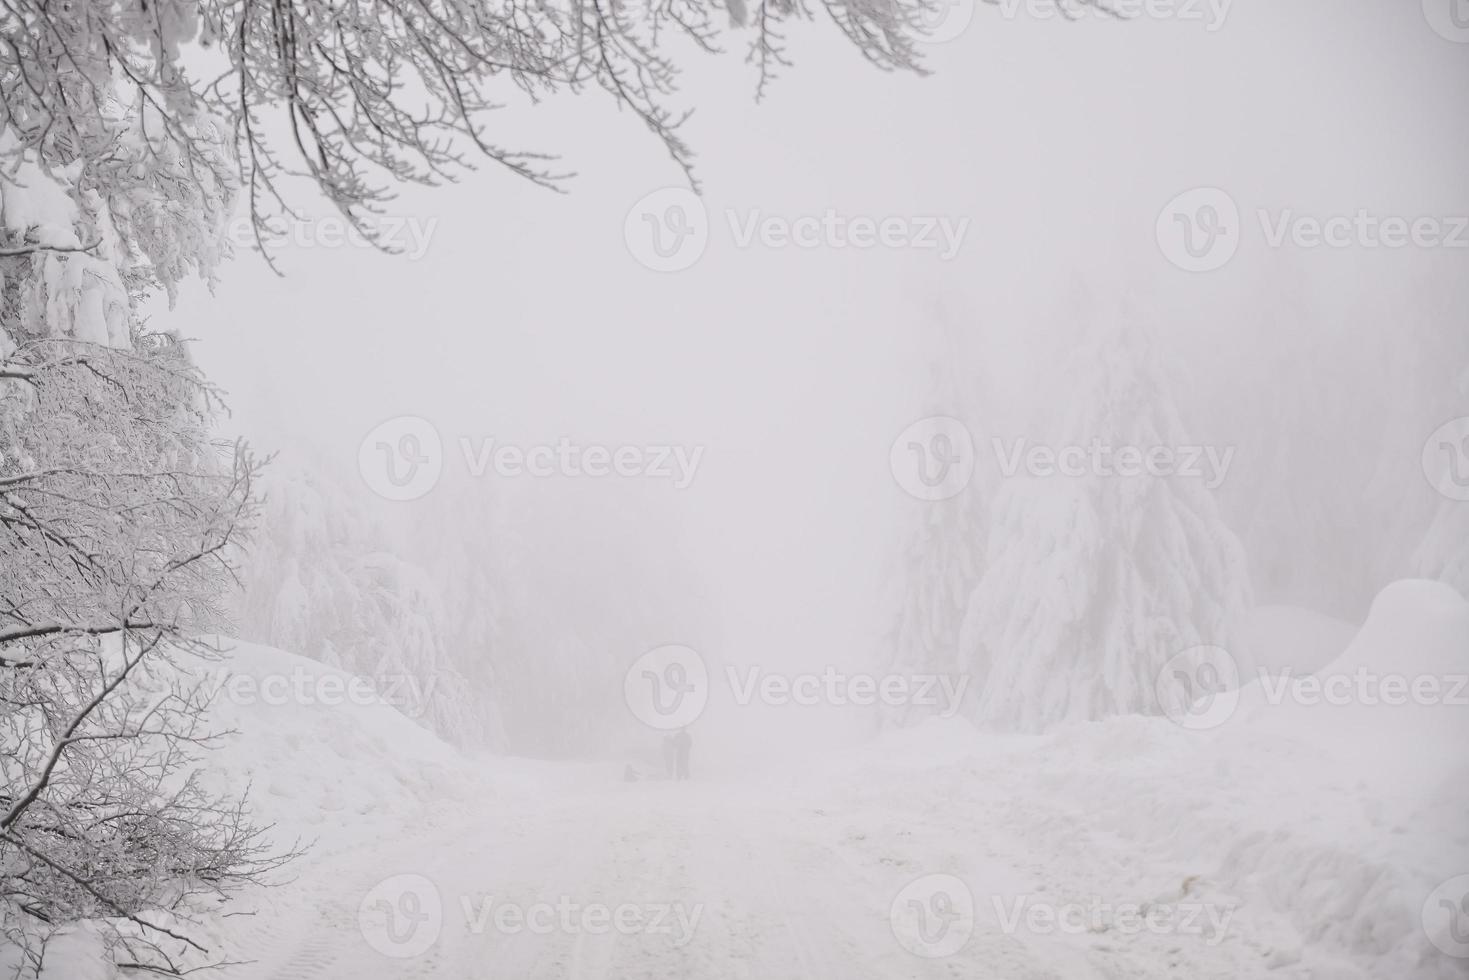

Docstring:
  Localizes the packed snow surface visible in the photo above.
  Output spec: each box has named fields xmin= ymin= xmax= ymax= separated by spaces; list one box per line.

xmin=23 ymin=583 xmax=1468 ymax=979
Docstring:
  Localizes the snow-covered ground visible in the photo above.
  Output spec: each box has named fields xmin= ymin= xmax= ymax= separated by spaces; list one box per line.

xmin=33 ymin=581 xmax=1464 ymax=980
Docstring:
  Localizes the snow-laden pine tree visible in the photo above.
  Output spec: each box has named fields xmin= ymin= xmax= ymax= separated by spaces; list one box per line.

xmin=958 ymin=319 xmax=1252 ymax=731
xmin=882 ymin=303 xmax=986 ymax=727
xmin=407 ymin=484 xmax=511 ymax=748
xmin=235 ymin=464 xmax=499 ymax=747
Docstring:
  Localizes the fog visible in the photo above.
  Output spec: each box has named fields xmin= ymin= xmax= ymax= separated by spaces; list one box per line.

xmin=142 ymin=0 xmax=1466 ymax=766
xmin=6 ymin=0 xmax=1469 ymax=973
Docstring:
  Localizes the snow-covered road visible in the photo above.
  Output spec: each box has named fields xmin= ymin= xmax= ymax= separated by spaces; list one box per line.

xmin=194 ymin=584 xmax=1469 ymax=980
xmin=241 ymin=765 xmax=1295 ymax=980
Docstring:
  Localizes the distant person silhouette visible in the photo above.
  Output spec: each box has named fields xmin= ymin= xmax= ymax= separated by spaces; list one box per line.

xmin=662 ymin=733 xmax=676 ymax=779
xmin=673 ymin=728 xmax=691 ymax=781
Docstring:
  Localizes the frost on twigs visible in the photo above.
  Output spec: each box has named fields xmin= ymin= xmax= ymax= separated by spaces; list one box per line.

xmin=0 ymin=335 xmax=300 ymax=977
xmin=1 ymin=0 xmax=933 ymax=271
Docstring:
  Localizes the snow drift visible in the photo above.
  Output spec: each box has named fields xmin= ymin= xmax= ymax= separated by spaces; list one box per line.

xmin=826 ymin=580 xmax=1469 ymax=980
xmin=185 ymin=638 xmax=476 ymax=846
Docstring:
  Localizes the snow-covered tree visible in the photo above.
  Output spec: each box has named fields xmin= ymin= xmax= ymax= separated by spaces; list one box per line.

xmin=0 ymin=335 xmax=288 ymax=975
xmin=234 ymin=465 xmax=499 ymax=747
xmin=3 ymin=0 xmax=933 ymax=264
xmin=0 ymin=68 xmax=284 ymax=974
xmin=234 ymin=461 xmax=712 ymax=757
xmin=882 ymin=302 xmax=986 ymax=726
xmin=958 ymin=319 xmax=1252 ymax=731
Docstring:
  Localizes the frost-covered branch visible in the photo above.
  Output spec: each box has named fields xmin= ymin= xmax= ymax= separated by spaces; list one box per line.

xmin=1 ymin=0 xmax=933 ymax=270
xmin=0 ymin=333 xmax=294 ymax=977
xmin=0 ymin=238 xmax=102 ymax=257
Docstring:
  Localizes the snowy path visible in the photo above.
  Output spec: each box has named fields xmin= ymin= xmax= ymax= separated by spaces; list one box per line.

xmin=231 ymin=761 xmax=1307 ymax=980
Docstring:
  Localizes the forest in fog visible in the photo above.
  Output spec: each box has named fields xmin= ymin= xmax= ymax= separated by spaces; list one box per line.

xmin=1 ymin=0 xmax=1466 ymax=978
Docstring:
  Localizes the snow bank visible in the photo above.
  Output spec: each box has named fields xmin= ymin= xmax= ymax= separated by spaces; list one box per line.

xmin=184 ymin=637 xmax=475 ymax=848
xmin=1217 ymin=581 xmax=1469 ymax=977
xmin=847 ymin=581 xmax=1469 ymax=979
xmin=4 ymin=638 xmax=486 ymax=980
xmin=1330 ymin=579 xmax=1466 ymax=677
